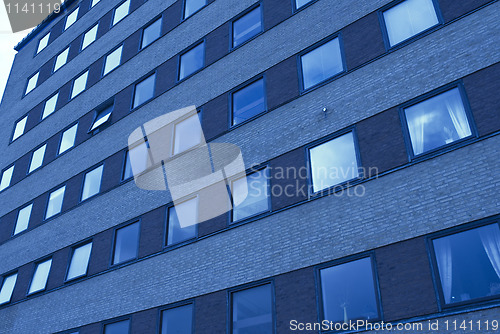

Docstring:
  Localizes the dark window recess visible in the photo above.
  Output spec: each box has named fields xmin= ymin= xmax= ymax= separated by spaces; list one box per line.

xmin=104 ymin=320 xmax=130 ymax=334
xmin=231 ymin=284 xmax=274 ymax=333
xmin=179 ymin=42 xmax=205 ymax=80
xmin=160 ymin=304 xmax=194 ymax=333
xmin=89 ymin=104 xmax=113 ymax=133
xmin=232 ymin=6 xmax=262 ymax=47
xmin=113 ymin=222 xmax=140 ymax=265
xmin=141 ymin=18 xmax=162 ymax=49
xmin=232 ymin=78 xmax=265 ymax=125
xmin=133 ymin=74 xmax=156 ymax=108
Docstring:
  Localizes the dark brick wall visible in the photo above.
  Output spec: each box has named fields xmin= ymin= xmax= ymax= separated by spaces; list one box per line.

xmin=163 ymin=0 xmax=183 ymax=34
xmin=201 ymin=94 xmax=228 ymax=140
xmin=266 ymin=57 xmax=299 ymax=110
xmin=56 ymin=82 xmax=72 ymax=108
xmin=195 ymin=291 xmax=226 ymax=333
xmin=97 ymin=13 xmax=112 ymax=39
xmin=11 ymin=154 xmax=29 ymax=184
xmin=101 ymin=152 xmax=124 ymax=193
xmin=275 ymin=267 xmax=318 ymax=332
xmin=463 ymin=62 xmax=500 ymax=137
xmin=343 ymin=12 xmax=386 ymax=69
xmin=87 ymin=58 xmax=104 ymax=88
xmin=439 ymin=0 xmax=493 ymax=23
xmin=356 ymin=108 xmax=408 ymax=177
xmin=28 ymin=193 xmax=47 ymax=229
xmin=122 ymin=31 xmax=141 ymax=64
xmin=79 ymin=323 xmax=101 ymax=334
xmin=131 ymin=309 xmax=157 ymax=334
xmin=38 ymin=60 xmax=54 ymax=84
xmin=48 ymin=21 xmax=64 ymax=44
xmin=205 ymin=23 xmax=229 ymax=66
xmin=138 ymin=207 xmax=165 ymax=258
xmin=69 ymin=37 xmax=82 ymax=61
xmin=155 ymin=59 xmax=177 ymax=96
xmin=198 ymin=214 xmax=227 ymax=238
xmin=113 ymin=86 xmax=134 ymax=119
xmin=0 ymin=211 xmax=16 ymax=243
xmin=269 ymin=147 xmax=308 ymax=211
xmin=11 ymin=263 xmax=31 ymax=302
xmin=25 ymin=103 xmax=43 ymax=132
xmin=46 ymin=247 xmax=70 ymax=289
xmin=87 ymin=229 xmax=113 ymax=275
xmin=375 ymin=237 xmax=438 ymax=321
xmin=263 ymin=0 xmax=292 ymax=30
xmin=61 ymin=175 xmax=82 ymax=211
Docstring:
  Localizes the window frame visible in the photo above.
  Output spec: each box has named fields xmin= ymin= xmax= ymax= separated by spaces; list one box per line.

xmin=41 ymin=91 xmax=60 ymax=121
xmin=230 ymin=3 xmax=264 ymax=50
xmin=64 ymin=6 xmax=80 ymax=31
xmin=229 ymin=75 xmax=268 ymax=128
xmin=158 ymin=300 xmax=195 ymax=334
xmin=80 ymin=22 xmax=100 ymax=51
xmin=101 ymin=317 xmax=131 ymax=334
xmin=57 ymin=122 xmax=79 ymax=156
xmin=0 ymin=271 xmax=18 ymax=305
xmin=182 ymin=0 xmax=207 ymax=20
xmin=89 ymin=100 xmax=115 ymax=134
xmin=297 ymin=33 xmax=346 ymax=93
xmin=306 ymin=126 xmax=363 ymax=197
xmin=164 ymin=197 xmax=199 ymax=249
xmin=378 ymin=0 xmax=443 ymax=50
xmin=398 ymin=82 xmax=477 ymax=162
xmin=80 ymin=164 xmax=105 ymax=202
xmin=27 ymin=143 xmax=47 ymax=174
xmin=24 ymin=71 xmax=39 ymax=96
xmin=53 ymin=45 xmax=70 ymax=73
xmin=229 ymin=164 xmax=271 ymax=225
xmin=11 ymin=114 xmax=28 ymax=143
xmin=121 ymin=140 xmax=152 ymax=181
xmin=64 ymin=239 xmax=93 ymax=282
xmin=292 ymin=0 xmax=318 ymax=12
xmin=35 ymin=32 xmax=50 ymax=56
xmin=110 ymin=220 xmax=141 ymax=267
xmin=139 ymin=15 xmax=163 ymax=50
xmin=315 ymin=253 xmax=383 ymax=327
xmin=12 ymin=202 xmax=34 ymax=237
xmin=0 ymin=164 xmax=15 ymax=192
xmin=27 ymin=256 xmax=53 ymax=296
xmin=177 ymin=40 xmax=206 ymax=82
xmin=111 ymin=0 xmax=131 ymax=27
xmin=227 ymin=280 xmax=276 ymax=334
xmin=130 ymin=71 xmax=157 ymax=110
xmin=101 ymin=44 xmax=124 ymax=77
xmin=427 ymin=219 xmax=500 ymax=309
xmin=70 ymin=69 xmax=89 ymax=100
xmin=44 ymin=184 xmax=67 ymax=220
xmin=171 ymin=109 xmax=203 ymax=156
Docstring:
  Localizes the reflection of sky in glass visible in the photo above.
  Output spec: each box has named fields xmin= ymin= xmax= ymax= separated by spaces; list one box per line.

xmin=29 ymin=144 xmax=46 ymax=173
xmin=233 ymin=169 xmax=268 ymax=221
xmin=113 ymin=222 xmax=140 ymax=264
xmin=301 ymin=38 xmax=343 ymax=90
xmin=53 ymin=47 xmax=69 ymax=72
xmin=133 ymin=74 xmax=155 ymax=108
xmin=45 ymin=186 xmax=65 ymax=219
xmin=90 ymin=105 xmax=113 ymax=131
xmin=310 ymin=132 xmax=359 ymax=192
xmin=67 ymin=243 xmax=92 ymax=280
xmin=81 ymin=165 xmax=103 ymax=201
xmin=232 ymin=284 xmax=272 ymax=334
xmin=184 ymin=0 xmax=206 ymax=18
xmin=233 ymin=79 xmax=265 ymax=125
xmin=71 ymin=71 xmax=88 ymax=99
xmin=14 ymin=204 xmax=32 ymax=235
xmin=124 ymin=142 xmax=150 ymax=179
xmin=105 ymin=320 xmax=130 ymax=334
xmin=161 ymin=304 xmax=193 ymax=334
xmin=0 ymin=273 xmax=17 ymax=304
xmin=0 ymin=166 xmax=14 ymax=191
xmin=12 ymin=116 xmax=27 ymax=141
xmin=167 ymin=198 xmax=197 ymax=245
xmin=42 ymin=93 xmax=59 ymax=120
xmin=112 ymin=0 xmax=130 ymax=26
xmin=29 ymin=259 xmax=52 ymax=294
xmin=103 ymin=46 xmax=123 ymax=76
xmin=142 ymin=18 xmax=162 ymax=49
xmin=59 ymin=124 xmax=78 ymax=154
xmin=295 ymin=0 xmax=314 ymax=9
xmin=384 ymin=0 xmax=439 ymax=46
xmin=173 ymin=114 xmax=202 ymax=154
xmin=233 ymin=7 xmax=262 ymax=47
xmin=82 ymin=24 xmax=98 ymax=50
xmin=179 ymin=43 xmax=205 ymax=79
xmin=321 ymin=257 xmax=379 ymax=323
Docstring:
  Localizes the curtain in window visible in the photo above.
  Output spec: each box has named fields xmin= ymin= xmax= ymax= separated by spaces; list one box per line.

xmin=479 ymin=226 xmax=500 ymax=279
xmin=406 ymin=109 xmax=426 ymax=155
xmin=434 ymin=237 xmax=453 ymax=303
xmin=445 ymin=94 xmax=471 ymax=139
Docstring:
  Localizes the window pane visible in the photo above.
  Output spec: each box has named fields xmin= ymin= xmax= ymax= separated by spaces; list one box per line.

xmin=29 ymin=144 xmax=47 ymax=173
xmin=383 ymin=0 xmax=439 ymax=46
xmin=184 ymin=0 xmax=206 ymax=18
xmin=161 ymin=304 xmax=193 ymax=334
xmin=113 ymin=0 xmax=130 ymax=26
xmin=133 ymin=74 xmax=155 ymax=108
xmin=0 ymin=273 xmax=17 ymax=304
xmin=173 ymin=114 xmax=202 ymax=155
xmin=433 ymin=224 xmax=500 ymax=305
xmin=59 ymin=123 xmax=78 ymax=154
xmin=310 ymin=132 xmax=359 ymax=193
xmin=42 ymin=93 xmax=59 ymax=120
xmin=82 ymin=23 xmax=98 ymax=50
xmin=65 ymin=7 xmax=79 ymax=30
xmin=113 ymin=222 xmax=140 ymax=264
xmin=25 ymin=72 xmax=39 ymax=95
xmin=0 ymin=166 xmax=14 ymax=191
xmin=179 ymin=42 xmax=204 ymax=80
xmin=124 ymin=142 xmax=149 ymax=179
xmin=54 ymin=46 xmax=70 ymax=72
xmin=45 ymin=186 xmax=65 ymax=219
xmin=29 ymin=259 xmax=52 ymax=294
xmin=233 ymin=7 xmax=262 ymax=47
xmin=91 ymin=0 xmax=100 ymax=7
xmin=81 ymin=165 xmax=104 ymax=201
xmin=67 ymin=243 xmax=92 ymax=280
xmin=232 ymin=79 xmax=265 ymax=125
xmin=232 ymin=284 xmax=273 ymax=334
xmin=301 ymin=38 xmax=343 ymax=90
xmin=320 ymin=258 xmax=379 ymax=323
xmin=37 ymin=33 xmax=50 ymax=54
xmin=90 ymin=105 xmax=113 ymax=131
xmin=104 ymin=320 xmax=130 ymax=334
xmin=142 ymin=18 xmax=162 ymax=49
xmin=404 ymin=88 xmax=472 ymax=156
xmin=167 ymin=198 xmax=197 ymax=246
xmin=71 ymin=71 xmax=89 ymax=99
xmin=12 ymin=115 xmax=27 ymax=141
xmin=232 ymin=169 xmax=269 ymax=222
xmin=295 ymin=0 xmax=314 ymax=9
xmin=103 ymin=46 xmax=123 ymax=76
xmin=14 ymin=204 xmax=33 ymax=235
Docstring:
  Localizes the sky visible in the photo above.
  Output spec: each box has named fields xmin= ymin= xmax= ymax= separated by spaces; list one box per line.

xmin=0 ymin=2 xmax=30 ymax=101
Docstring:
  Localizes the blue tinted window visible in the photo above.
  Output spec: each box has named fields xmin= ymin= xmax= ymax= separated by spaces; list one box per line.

xmin=232 ymin=284 xmax=273 ymax=334
xmin=142 ymin=18 xmax=162 ymax=49
xmin=232 ymin=169 xmax=269 ymax=222
xmin=320 ymin=257 xmax=380 ymax=323
xmin=232 ymin=79 xmax=265 ymax=125
xmin=433 ymin=224 xmax=500 ymax=305
xmin=133 ymin=74 xmax=156 ymax=108
xmin=184 ymin=0 xmax=206 ymax=19
xmin=300 ymin=38 xmax=343 ymax=90
xmin=104 ymin=320 xmax=130 ymax=334
xmin=233 ymin=7 xmax=262 ymax=47
xmin=161 ymin=304 xmax=193 ymax=334
xmin=113 ymin=222 xmax=140 ymax=264
xmin=179 ymin=43 xmax=205 ymax=80
xmin=167 ymin=199 xmax=197 ymax=246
